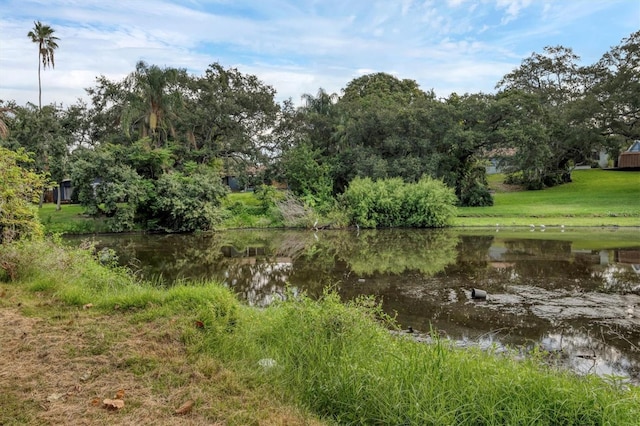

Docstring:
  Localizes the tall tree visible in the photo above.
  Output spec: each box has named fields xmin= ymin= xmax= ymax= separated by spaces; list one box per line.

xmin=1 ymin=103 xmax=71 ymax=210
xmin=121 ymin=61 xmax=186 ymax=147
xmin=180 ymin=63 xmax=279 ymax=169
xmin=28 ymin=21 xmax=59 ymax=110
xmin=585 ymin=30 xmax=640 ymax=162
xmin=331 ymin=73 xmax=437 ymax=192
xmin=496 ymin=46 xmax=598 ymax=189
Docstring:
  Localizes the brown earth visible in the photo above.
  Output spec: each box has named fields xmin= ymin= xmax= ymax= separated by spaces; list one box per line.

xmin=0 ymin=288 xmax=322 ymax=426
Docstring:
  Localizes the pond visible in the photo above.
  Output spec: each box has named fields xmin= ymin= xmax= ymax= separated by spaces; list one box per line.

xmin=67 ymin=227 xmax=640 ymax=384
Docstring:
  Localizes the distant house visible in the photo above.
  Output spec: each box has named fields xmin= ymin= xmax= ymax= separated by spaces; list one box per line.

xmin=53 ymin=179 xmax=74 ymax=202
xmin=484 ymin=148 xmax=516 ymax=175
xmin=618 ymin=140 xmax=640 ymax=169
xmin=45 ymin=179 xmax=74 ymax=203
xmin=590 ymin=149 xmax=610 ymax=169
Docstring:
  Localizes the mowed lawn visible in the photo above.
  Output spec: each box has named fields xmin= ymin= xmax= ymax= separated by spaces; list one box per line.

xmin=455 ymin=169 xmax=640 ymax=227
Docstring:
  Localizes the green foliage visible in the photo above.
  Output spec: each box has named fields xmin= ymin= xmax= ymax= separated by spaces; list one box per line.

xmin=126 ymin=137 xmax=173 ymax=179
xmin=253 ymin=184 xmax=283 ymax=213
xmin=0 ymin=147 xmax=46 ymax=243
xmin=71 ymin=144 xmax=148 ymax=231
xmin=281 ymin=143 xmax=333 ymax=207
xmin=341 ymin=176 xmax=457 ymax=228
xmin=1 ymin=103 xmax=73 ymax=209
xmin=496 ymin=46 xmax=603 ymax=189
xmin=587 ymin=30 xmax=640 ymax=142
xmin=150 ymin=166 xmax=228 ymax=232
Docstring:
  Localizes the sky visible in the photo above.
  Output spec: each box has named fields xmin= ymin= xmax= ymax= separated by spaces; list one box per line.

xmin=1 ymin=0 xmax=638 ymax=108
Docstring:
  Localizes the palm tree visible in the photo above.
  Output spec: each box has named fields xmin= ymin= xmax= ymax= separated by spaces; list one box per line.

xmin=0 ymin=107 xmax=11 ymax=139
xmin=121 ymin=61 xmax=184 ymax=147
xmin=28 ymin=21 xmax=59 ymax=110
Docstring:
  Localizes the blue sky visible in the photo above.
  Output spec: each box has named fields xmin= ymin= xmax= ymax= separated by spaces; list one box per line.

xmin=1 ymin=0 xmax=638 ymax=107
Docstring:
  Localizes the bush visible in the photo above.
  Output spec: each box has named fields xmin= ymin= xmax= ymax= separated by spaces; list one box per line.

xmin=150 ymin=166 xmax=228 ymax=232
xmin=254 ymin=184 xmax=284 ymax=213
xmin=341 ymin=176 xmax=457 ymax=228
xmin=0 ymin=147 xmax=46 ymax=243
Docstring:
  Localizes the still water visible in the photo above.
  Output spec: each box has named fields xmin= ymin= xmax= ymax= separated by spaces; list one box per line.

xmin=68 ymin=228 xmax=640 ymax=383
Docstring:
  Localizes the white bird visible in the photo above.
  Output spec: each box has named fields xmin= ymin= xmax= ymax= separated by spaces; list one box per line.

xmin=540 ymin=224 xmax=546 ymax=229
xmin=529 ymin=224 xmax=535 ymax=228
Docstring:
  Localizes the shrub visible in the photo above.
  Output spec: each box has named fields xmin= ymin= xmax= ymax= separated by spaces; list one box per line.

xmin=341 ymin=176 xmax=457 ymax=228
xmin=0 ymin=147 xmax=46 ymax=243
xmin=254 ymin=184 xmax=284 ymax=213
xmin=151 ymin=166 xmax=228 ymax=232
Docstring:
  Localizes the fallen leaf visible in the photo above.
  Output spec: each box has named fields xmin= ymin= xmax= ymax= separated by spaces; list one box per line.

xmin=195 ymin=320 xmax=204 ymax=329
xmin=174 ymin=400 xmax=194 ymax=415
xmin=91 ymin=397 xmax=100 ymax=406
xmin=115 ymin=389 xmax=125 ymax=399
xmin=47 ymin=393 xmax=65 ymax=402
xmin=103 ymin=399 xmax=125 ymax=410
xmin=83 ymin=303 xmax=94 ymax=309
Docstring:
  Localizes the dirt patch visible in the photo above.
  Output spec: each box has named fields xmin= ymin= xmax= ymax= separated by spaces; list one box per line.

xmin=490 ymin=181 xmax=524 ymax=193
xmin=0 ymin=290 xmax=322 ymax=425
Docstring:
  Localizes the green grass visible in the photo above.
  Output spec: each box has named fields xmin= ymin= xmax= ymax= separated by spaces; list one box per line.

xmin=2 ymin=239 xmax=639 ymax=425
xmin=456 ymin=170 xmax=640 ymax=227
xmin=220 ymin=192 xmax=285 ymax=228
xmin=38 ymin=203 xmax=110 ymax=234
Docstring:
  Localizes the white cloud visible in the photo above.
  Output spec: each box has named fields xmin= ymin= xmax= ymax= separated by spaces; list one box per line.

xmin=0 ymin=0 xmax=637 ymax=108
xmin=494 ymin=0 xmax=535 ymax=24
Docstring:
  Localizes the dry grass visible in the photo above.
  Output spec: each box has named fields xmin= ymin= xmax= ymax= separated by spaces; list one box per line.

xmin=0 ymin=286 xmax=324 ymax=426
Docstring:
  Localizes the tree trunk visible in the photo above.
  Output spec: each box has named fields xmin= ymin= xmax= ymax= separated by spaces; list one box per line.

xmin=56 ymin=182 xmax=62 ymax=211
xmin=38 ymin=52 xmax=42 ymax=110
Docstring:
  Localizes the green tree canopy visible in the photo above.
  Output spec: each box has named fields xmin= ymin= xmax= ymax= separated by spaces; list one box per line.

xmin=496 ymin=46 xmax=600 ymax=189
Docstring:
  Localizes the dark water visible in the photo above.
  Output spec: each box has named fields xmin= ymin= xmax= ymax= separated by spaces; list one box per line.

xmin=67 ymin=228 xmax=640 ymax=384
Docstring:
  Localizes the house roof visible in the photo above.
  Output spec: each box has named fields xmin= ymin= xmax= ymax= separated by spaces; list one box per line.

xmin=626 ymin=140 xmax=640 ymax=152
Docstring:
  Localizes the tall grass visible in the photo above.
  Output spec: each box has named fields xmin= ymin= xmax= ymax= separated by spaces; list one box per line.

xmin=2 ymin=239 xmax=639 ymax=425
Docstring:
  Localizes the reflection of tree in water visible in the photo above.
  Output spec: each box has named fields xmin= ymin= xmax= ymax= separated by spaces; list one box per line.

xmin=595 ymin=249 xmax=640 ymax=294
xmin=225 ymin=260 xmax=295 ymax=307
xmin=324 ymin=229 xmax=459 ymax=276
xmin=445 ymin=235 xmax=494 ymax=276
xmin=499 ymin=239 xmax=600 ymax=289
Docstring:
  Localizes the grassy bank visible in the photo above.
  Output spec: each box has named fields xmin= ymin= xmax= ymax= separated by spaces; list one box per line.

xmin=455 ymin=169 xmax=640 ymax=227
xmin=38 ymin=169 xmax=640 ymax=234
xmin=1 ymin=240 xmax=639 ymax=425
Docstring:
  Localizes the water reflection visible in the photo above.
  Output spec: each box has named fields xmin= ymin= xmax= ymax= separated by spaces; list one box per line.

xmin=67 ymin=228 xmax=640 ymax=384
